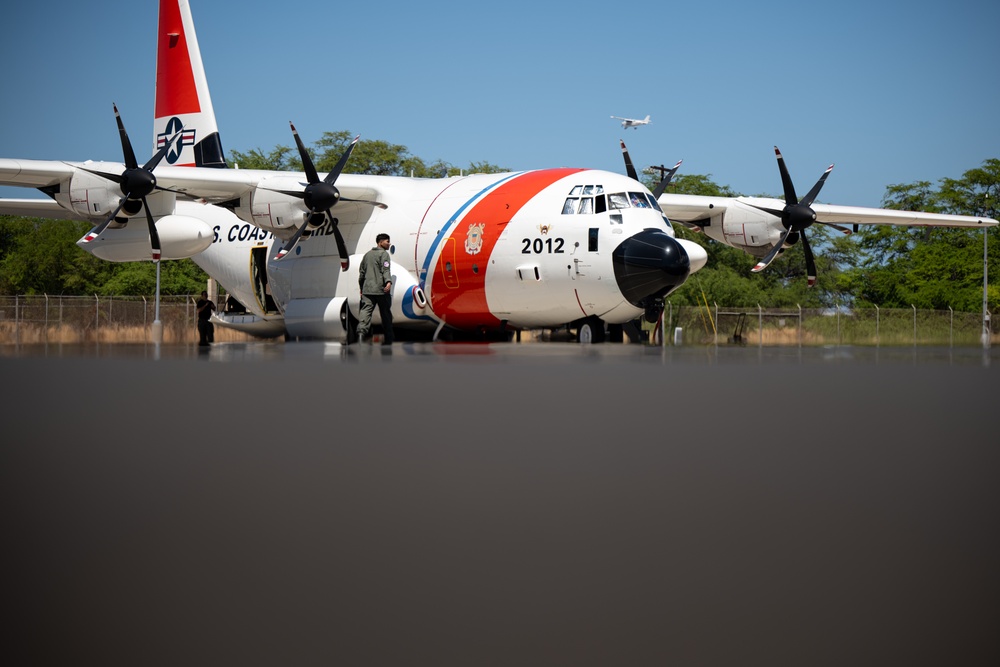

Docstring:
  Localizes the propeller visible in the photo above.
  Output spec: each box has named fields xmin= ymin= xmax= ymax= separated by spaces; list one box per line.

xmin=746 ymin=147 xmax=834 ymax=286
xmin=619 ymin=140 xmax=682 ymax=197
xmin=78 ymin=104 xmax=184 ymax=261
xmin=619 ymin=140 xmax=696 ymax=232
xmin=650 ymin=160 xmax=683 ymax=198
xmin=272 ymin=123 xmax=387 ymax=267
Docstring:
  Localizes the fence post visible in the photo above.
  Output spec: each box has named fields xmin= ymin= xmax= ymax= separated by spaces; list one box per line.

xmin=949 ymin=306 xmax=953 ymax=348
xmin=797 ymin=304 xmax=801 ymax=348
xmin=875 ymin=304 xmax=880 ymax=347
xmin=95 ymin=294 xmax=100 ymax=342
xmin=912 ymin=304 xmax=917 ymax=347
xmin=14 ymin=295 xmax=19 ymax=345
xmin=44 ymin=294 xmax=49 ymax=343
xmin=836 ymin=300 xmax=841 ymax=347
xmin=667 ymin=301 xmax=673 ymax=348
xmin=757 ymin=303 xmax=763 ymax=348
xmin=713 ymin=302 xmax=719 ymax=348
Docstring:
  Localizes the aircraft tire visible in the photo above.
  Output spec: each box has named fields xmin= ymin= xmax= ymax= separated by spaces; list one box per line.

xmin=577 ymin=316 xmax=606 ymax=344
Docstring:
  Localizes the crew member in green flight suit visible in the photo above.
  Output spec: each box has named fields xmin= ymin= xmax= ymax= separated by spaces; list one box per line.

xmin=356 ymin=233 xmax=394 ymax=344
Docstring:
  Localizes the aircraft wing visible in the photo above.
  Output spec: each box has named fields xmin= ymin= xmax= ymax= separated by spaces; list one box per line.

xmin=1 ymin=158 xmax=383 ymax=217
xmin=0 ymin=159 xmax=89 ymax=219
xmin=658 ymin=193 xmax=997 ymax=228
xmin=812 ymin=202 xmax=995 ymax=227
xmin=737 ymin=196 xmax=996 ymax=228
xmin=0 ymin=158 xmax=78 ymax=189
xmin=0 ymin=198 xmax=85 ymax=220
xmin=657 ymin=193 xmax=732 ymax=223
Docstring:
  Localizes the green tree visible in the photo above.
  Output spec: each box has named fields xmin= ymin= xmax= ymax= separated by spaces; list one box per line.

xmin=227 ymin=145 xmax=295 ymax=170
xmin=0 ymin=217 xmax=108 ymax=294
xmin=841 ymin=159 xmax=998 ymax=311
xmin=0 ymin=216 xmax=209 ymax=296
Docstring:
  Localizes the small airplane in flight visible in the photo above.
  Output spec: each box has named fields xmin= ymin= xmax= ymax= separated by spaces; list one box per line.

xmin=611 ymin=115 xmax=651 ymax=130
xmin=0 ymin=0 xmax=706 ymax=344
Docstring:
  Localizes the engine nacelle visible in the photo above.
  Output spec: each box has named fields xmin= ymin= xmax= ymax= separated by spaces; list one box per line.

xmin=233 ymin=176 xmax=308 ymax=234
xmin=77 ymin=214 xmax=214 ymax=262
xmin=714 ymin=200 xmax=778 ymax=256
xmin=56 ymin=165 xmax=123 ymax=218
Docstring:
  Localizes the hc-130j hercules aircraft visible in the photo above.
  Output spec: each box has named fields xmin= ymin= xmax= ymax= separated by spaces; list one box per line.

xmin=0 ymin=1 xmax=994 ymax=343
xmin=0 ymin=0 xmax=705 ymax=343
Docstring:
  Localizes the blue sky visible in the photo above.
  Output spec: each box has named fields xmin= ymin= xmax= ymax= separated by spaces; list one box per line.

xmin=2 ymin=0 xmax=998 ymax=208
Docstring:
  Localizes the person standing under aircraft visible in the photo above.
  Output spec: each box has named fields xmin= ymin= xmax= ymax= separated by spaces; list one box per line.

xmin=195 ymin=290 xmax=216 ymax=346
xmin=357 ymin=233 xmax=394 ymax=345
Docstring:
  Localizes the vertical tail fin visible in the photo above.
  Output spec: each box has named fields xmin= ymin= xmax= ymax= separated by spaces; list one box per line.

xmin=153 ymin=0 xmax=226 ymax=168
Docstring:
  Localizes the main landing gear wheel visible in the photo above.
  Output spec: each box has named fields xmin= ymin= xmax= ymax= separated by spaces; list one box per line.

xmin=577 ymin=316 xmax=606 ymax=344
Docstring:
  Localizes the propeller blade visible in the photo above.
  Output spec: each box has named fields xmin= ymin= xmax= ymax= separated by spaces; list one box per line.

xmin=324 ymin=135 xmax=360 ymax=185
xmin=800 ymin=229 xmax=817 ymax=286
xmin=143 ymin=126 xmax=185 ymax=172
xmin=273 ymin=220 xmax=311 ymax=261
xmin=652 ymin=160 xmax=683 ymax=198
xmin=340 ymin=196 xmax=388 ymax=210
xmin=327 ymin=211 xmax=350 ymax=271
xmin=114 ymin=104 xmax=139 ymax=170
xmin=290 ymin=122 xmax=320 ymax=184
xmin=800 ymin=163 xmax=835 ymax=207
xmin=820 ymin=221 xmax=853 ymax=235
xmin=79 ymin=196 xmax=127 ymax=244
xmin=620 ymin=140 xmax=638 ymax=181
xmin=751 ymin=227 xmax=794 ymax=273
xmin=142 ymin=197 xmax=161 ymax=261
xmin=774 ymin=146 xmax=798 ymax=205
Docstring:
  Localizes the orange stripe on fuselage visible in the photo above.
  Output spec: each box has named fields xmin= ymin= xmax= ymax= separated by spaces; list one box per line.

xmin=155 ymin=0 xmax=200 ymax=118
xmin=430 ymin=168 xmax=583 ymax=330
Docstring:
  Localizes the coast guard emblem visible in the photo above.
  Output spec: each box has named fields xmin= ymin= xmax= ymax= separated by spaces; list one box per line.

xmin=465 ymin=223 xmax=485 ymax=255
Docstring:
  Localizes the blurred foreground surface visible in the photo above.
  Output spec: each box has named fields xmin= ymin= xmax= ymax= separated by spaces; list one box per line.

xmin=2 ymin=342 xmax=998 ymax=666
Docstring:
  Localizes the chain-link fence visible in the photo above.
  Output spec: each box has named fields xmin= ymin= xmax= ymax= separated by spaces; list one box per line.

xmin=663 ymin=302 xmax=994 ymax=347
xmin=0 ymin=295 xmax=255 ymax=344
xmin=0 ymin=294 xmax=993 ymax=346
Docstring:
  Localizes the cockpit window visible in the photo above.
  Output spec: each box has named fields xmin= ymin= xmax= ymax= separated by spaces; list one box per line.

xmin=630 ymin=192 xmax=650 ymax=208
xmin=562 ymin=185 xmax=606 ymax=215
xmin=608 ymin=193 xmax=629 ymax=210
xmin=609 ymin=191 xmax=657 ymax=210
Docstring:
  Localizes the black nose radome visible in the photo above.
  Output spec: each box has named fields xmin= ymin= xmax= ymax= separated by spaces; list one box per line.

xmin=612 ymin=229 xmax=691 ymax=306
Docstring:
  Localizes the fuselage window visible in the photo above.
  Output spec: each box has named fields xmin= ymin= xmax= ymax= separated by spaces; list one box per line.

xmin=646 ymin=193 xmax=662 ymax=211
xmin=563 ymin=198 xmax=579 ymax=214
xmin=588 ymin=228 xmax=599 ymax=251
xmin=579 ymin=197 xmax=593 ymax=214
xmin=595 ymin=195 xmax=607 ymax=213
